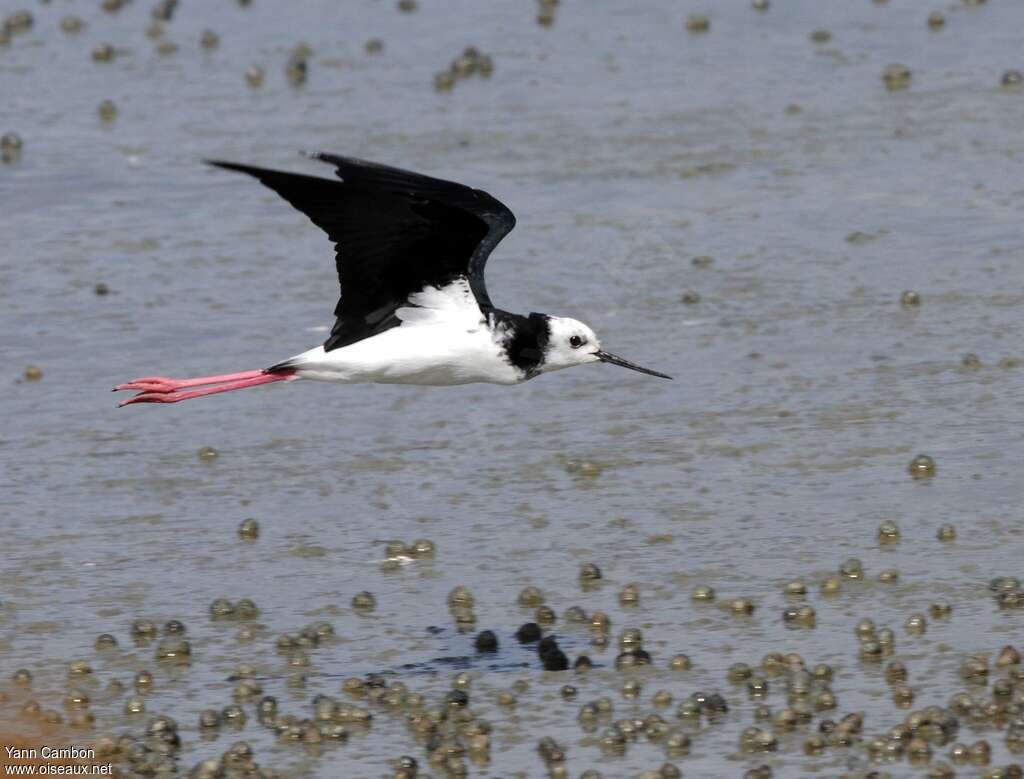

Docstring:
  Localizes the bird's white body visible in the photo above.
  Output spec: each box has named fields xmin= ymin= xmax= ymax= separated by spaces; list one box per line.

xmin=285 ymin=280 xmax=523 ymax=386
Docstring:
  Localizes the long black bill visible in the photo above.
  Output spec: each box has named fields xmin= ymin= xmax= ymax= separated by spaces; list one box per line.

xmin=596 ymin=350 xmax=673 ymax=380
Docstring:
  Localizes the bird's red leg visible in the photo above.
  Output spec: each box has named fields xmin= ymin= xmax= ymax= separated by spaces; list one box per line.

xmin=114 ymin=370 xmax=270 ymax=394
xmin=119 ymin=371 xmax=296 ymax=407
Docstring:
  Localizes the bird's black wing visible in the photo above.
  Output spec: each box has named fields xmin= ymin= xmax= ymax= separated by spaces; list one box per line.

xmin=206 ymin=154 xmax=516 ymax=352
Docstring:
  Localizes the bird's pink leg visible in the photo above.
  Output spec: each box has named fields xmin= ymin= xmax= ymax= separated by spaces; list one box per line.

xmin=119 ymin=371 xmax=295 ymax=407
xmin=114 ymin=370 xmax=268 ymax=394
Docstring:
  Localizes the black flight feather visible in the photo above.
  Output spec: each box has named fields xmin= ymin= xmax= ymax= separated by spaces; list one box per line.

xmin=205 ymin=154 xmax=516 ymax=353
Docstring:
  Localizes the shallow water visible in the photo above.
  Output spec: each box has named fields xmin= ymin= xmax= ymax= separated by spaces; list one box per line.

xmin=3 ymin=1 xmax=1024 ymax=777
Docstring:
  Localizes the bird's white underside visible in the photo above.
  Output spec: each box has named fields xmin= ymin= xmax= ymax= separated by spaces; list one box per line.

xmin=283 ymin=279 xmax=524 ymax=386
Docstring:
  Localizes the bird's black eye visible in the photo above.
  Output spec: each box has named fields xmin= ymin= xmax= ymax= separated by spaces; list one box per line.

xmin=569 ymin=335 xmax=584 ymax=349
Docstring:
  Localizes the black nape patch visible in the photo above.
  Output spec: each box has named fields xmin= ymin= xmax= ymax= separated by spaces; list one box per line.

xmin=494 ymin=311 xmax=551 ymax=379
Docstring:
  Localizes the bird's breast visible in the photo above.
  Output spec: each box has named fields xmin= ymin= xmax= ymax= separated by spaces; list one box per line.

xmin=287 ymin=324 xmax=524 ymax=386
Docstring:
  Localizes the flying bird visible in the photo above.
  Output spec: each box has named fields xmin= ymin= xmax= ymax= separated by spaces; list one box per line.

xmin=115 ymin=153 xmax=671 ymax=406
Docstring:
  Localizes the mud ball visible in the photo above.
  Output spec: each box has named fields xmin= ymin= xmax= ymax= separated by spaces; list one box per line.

xmin=691 ymin=584 xmax=715 ymax=601
xmin=859 ymin=640 xmax=883 ymax=661
xmin=538 ymin=637 xmax=569 ymax=671
xmin=444 ymin=689 xmax=469 ymax=708
xmin=237 ymin=518 xmax=259 ymax=539
xmin=618 ymin=628 xmax=643 ymax=651
xmin=929 ymin=600 xmax=952 ymax=618
xmin=155 ymin=638 xmax=191 ymax=663
xmin=815 ymin=573 xmax=839 ymax=593
xmin=618 ymin=583 xmax=640 ymax=606
xmin=60 ymin=15 xmax=85 ymax=33
xmin=86 ymin=633 xmax=115 ymax=653
xmin=620 ymin=679 xmax=641 ymax=699
xmin=877 ymin=521 xmax=900 ymax=543
xmin=996 ymin=645 xmax=1021 ymax=666
xmin=904 ymin=613 xmax=927 ymax=634
xmin=12 ymin=669 xmax=32 ymax=687
xmin=209 ymin=598 xmax=235 ymax=619
xmin=131 ymin=619 xmax=158 ymax=640
xmin=839 ymin=558 xmax=864 ymax=579
xmin=579 ymin=562 xmax=603 ymax=583
xmin=91 ymin=42 xmax=116 ymax=61
xmin=515 ymin=622 xmax=542 ymax=643
xmin=535 ymin=605 xmax=556 ymax=624
xmin=884 ymin=660 xmax=908 ymax=683
xmin=727 ymin=663 xmax=753 ymax=682
xmin=473 ymin=630 xmax=498 ymax=652
xmin=285 ymin=55 xmax=307 ymax=86
xmin=669 ymin=654 xmax=691 ymax=671
xmin=410 ymin=539 xmax=435 ymax=557
xmin=883 ymin=63 xmax=912 ymax=90
xmin=200 ymin=30 xmax=219 ymax=50
xmin=729 ymin=597 xmax=755 ymax=615
xmin=784 ymin=579 xmax=807 ymax=596
xmin=245 ymin=65 xmax=264 ymax=87
xmin=908 ymin=454 xmax=936 ymax=478
xmin=651 ymin=689 xmax=673 ymax=708
xmin=235 ymin=599 xmax=258 ymax=619
xmin=95 ymin=100 xmax=118 ymax=124
xmin=447 ymin=586 xmax=474 ymax=608
xmin=352 ymin=591 xmax=376 ymax=612
xmin=893 ymin=684 xmax=915 ymax=707
xmin=518 ymin=586 xmax=544 ymax=607
xmin=685 ymin=14 xmax=710 ymax=33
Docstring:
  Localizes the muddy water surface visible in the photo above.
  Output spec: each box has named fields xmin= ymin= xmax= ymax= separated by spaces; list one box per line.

xmin=3 ymin=1 xmax=1024 ymax=777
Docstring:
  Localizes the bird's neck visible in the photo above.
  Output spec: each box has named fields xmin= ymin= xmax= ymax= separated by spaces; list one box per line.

xmin=490 ymin=311 xmax=551 ymax=379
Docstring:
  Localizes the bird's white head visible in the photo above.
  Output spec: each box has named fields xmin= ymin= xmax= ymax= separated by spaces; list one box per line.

xmin=541 ymin=316 xmax=673 ymax=379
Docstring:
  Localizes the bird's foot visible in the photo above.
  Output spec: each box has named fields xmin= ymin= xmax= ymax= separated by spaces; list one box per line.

xmin=113 ymin=370 xmax=269 ymax=394
xmin=115 ymin=371 xmax=293 ymax=407
xmin=118 ymin=391 xmax=187 ymax=406
xmin=113 ymin=376 xmax=182 ymax=393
